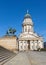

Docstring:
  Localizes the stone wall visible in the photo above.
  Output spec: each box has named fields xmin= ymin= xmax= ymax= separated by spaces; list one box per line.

xmin=0 ymin=36 xmax=18 ymax=52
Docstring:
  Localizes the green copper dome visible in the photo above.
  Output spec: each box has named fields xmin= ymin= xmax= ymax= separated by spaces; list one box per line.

xmin=24 ymin=10 xmax=31 ymax=19
xmin=24 ymin=13 xmax=31 ymax=19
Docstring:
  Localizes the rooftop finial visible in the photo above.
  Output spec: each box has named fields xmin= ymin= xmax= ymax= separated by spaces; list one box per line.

xmin=27 ymin=10 xmax=29 ymax=14
xmin=24 ymin=10 xmax=31 ymax=19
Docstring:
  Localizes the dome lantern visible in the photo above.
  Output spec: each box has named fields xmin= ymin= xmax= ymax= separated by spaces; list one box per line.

xmin=24 ymin=10 xmax=31 ymax=19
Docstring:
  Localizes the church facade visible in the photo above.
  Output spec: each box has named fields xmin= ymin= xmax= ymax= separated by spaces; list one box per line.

xmin=0 ymin=11 xmax=44 ymax=52
xmin=18 ymin=12 xmax=44 ymax=51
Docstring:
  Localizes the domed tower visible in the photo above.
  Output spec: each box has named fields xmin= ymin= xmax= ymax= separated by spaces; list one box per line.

xmin=19 ymin=11 xmax=44 ymax=51
xmin=22 ymin=10 xmax=34 ymax=33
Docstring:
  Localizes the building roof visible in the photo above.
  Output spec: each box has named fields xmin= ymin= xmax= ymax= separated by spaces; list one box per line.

xmin=19 ymin=32 xmax=43 ymax=41
xmin=24 ymin=13 xmax=31 ymax=19
xmin=24 ymin=10 xmax=31 ymax=19
xmin=22 ymin=11 xmax=33 ymax=26
xmin=0 ymin=35 xmax=17 ymax=39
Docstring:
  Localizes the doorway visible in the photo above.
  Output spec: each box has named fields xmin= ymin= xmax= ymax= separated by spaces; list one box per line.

xmin=27 ymin=40 xmax=30 ymax=50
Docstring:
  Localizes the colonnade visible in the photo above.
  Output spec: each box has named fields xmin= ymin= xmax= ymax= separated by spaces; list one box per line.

xmin=19 ymin=40 xmax=43 ymax=51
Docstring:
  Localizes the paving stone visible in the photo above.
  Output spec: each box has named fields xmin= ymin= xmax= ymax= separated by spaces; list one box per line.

xmin=4 ymin=52 xmax=31 ymax=65
xmin=3 ymin=51 xmax=46 ymax=65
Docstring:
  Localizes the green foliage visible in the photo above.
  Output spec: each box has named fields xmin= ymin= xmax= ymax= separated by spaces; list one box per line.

xmin=40 ymin=48 xmax=46 ymax=51
xmin=37 ymin=48 xmax=46 ymax=51
xmin=37 ymin=48 xmax=41 ymax=51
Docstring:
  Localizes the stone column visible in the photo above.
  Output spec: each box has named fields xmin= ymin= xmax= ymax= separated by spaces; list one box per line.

xmin=38 ymin=40 xmax=44 ymax=49
xmin=34 ymin=40 xmax=38 ymax=50
xmin=30 ymin=41 xmax=34 ymax=50
xmin=23 ymin=41 xmax=27 ymax=51
xmin=19 ymin=41 xmax=23 ymax=51
xmin=23 ymin=41 xmax=25 ymax=51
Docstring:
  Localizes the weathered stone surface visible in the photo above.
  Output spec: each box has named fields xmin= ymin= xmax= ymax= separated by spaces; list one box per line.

xmin=4 ymin=52 xmax=31 ymax=65
xmin=3 ymin=51 xmax=46 ymax=65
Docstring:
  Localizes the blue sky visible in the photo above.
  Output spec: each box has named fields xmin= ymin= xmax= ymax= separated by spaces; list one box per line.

xmin=0 ymin=0 xmax=46 ymax=41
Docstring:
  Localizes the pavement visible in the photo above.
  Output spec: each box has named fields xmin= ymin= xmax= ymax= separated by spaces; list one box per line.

xmin=26 ymin=51 xmax=46 ymax=65
xmin=3 ymin=51 xmax=31 ymax=65
xmin=3 ymin=51 xmax=46 ymax=65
